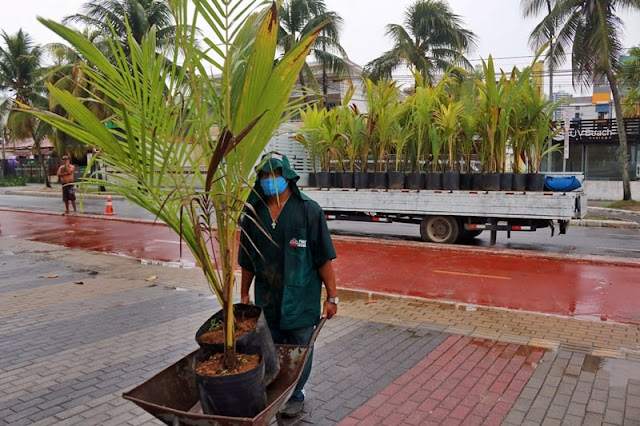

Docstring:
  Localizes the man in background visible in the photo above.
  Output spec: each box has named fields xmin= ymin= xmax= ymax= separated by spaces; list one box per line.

xmin=56 ymin=155 xmax=77 ymax=215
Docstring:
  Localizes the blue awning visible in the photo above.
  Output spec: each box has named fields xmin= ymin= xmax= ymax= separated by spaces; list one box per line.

xmin=595 ymin=103 xmax=609 ymax=113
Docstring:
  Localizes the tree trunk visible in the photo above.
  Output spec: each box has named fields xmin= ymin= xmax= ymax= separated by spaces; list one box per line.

xmin=605 ymin=67 xmax=632 ymax=200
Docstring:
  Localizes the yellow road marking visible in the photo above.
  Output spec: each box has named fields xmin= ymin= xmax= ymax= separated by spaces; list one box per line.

xmin=434 ymin=270 xmax=511 ymax=280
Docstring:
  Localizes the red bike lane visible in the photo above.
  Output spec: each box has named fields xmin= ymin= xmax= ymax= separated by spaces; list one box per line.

xmin=1 ymin=209 xmax=638 ymax=324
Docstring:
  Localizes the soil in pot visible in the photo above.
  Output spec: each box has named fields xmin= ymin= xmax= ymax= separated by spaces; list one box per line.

xmin=194 ymin=349 xmax=267 ymax=417
xmin=196 ymin=304 xmax=279 ymax=386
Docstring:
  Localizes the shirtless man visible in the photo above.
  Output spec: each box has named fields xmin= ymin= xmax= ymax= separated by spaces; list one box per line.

xmin=56 ymin=155 xmax=77 ymax=215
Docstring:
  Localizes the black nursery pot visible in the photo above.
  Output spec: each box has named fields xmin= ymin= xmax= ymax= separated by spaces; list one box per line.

xmin=512 ymin=173 xmax=527 ymax=191
xmin=425 ymin=173 xmax=443 ymax=190
xmin=194 ymin=348 xmax=267 ymax=417
xmin=368 ymin=172 xmax=387 ymax=189
xmin=195 ymin=303 xmax=280 ymax=386
xmin=354 ymin=171 xmax=369 ymax=189
xmin=500 ymin=173 xmax=514 ymax=191
xmin=459 ymin=173 xmax=472 ymax=190
xmin=387 ymin=171 xmax=405 ymax=189
xmin=315 ymin=172 xmax=333 ymax=188
xmin=482 ymin=173 xmax=500 ymax=191
xmin=443 ymin=171 xmax=460 ymax=190
xmin=526 ymin=173 xmax=545 ymax=191
xmin=471 ymin=173 xmax=483 ymax=190
xmin=334 ymin=172 xmax=354 ymax=188
xmin=404 ymin=173 xmax=425 ymax=190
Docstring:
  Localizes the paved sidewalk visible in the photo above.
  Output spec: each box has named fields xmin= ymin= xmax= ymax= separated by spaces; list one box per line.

xmin=1 ymin=237 xmax=639 ymax=425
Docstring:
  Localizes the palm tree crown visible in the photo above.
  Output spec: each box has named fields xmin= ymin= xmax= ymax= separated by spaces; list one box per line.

xmin=278 ymin=0 xmax=350 ymax=94
xmin=63 ymin=0 xmax=176 ymax=57
xmin=364 ymin=0 xmax=477 ymax=84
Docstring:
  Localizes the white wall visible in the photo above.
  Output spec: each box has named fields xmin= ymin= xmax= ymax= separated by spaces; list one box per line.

xmin=583 ymin=180 xmax=640 ymax=201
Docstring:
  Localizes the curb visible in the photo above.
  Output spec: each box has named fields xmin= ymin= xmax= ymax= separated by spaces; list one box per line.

xmin=3 ymin=189 xmax=126 ymax=200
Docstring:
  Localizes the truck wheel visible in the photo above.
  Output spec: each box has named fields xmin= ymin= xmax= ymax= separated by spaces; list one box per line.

xmin=420 ymin=216 xmax=460 ymax=244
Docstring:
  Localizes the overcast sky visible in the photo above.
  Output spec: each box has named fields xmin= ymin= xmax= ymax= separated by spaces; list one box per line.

xmin=2 ymin=0 xmax=639 ymax=95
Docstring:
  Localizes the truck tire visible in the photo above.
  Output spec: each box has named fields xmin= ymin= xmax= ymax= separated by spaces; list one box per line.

xmin=420 ymin=216 xmax=460 ymax=244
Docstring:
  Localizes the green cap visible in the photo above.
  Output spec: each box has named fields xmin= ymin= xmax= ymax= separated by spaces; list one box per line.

xmin=258 ymin=151 xmax=299 ymax=181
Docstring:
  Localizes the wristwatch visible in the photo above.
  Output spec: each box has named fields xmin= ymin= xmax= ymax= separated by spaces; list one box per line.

xmin=327 ymin=297 xmax=339 ymax=305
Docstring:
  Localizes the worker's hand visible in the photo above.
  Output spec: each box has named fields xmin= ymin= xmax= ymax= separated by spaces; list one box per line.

xmin=322 ymin=300 xmax=338 ymax=319
xmin=240 ymin=295 xmax=251 ymax=305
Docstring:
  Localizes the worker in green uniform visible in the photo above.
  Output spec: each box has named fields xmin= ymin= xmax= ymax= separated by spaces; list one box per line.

xmin=239 ymin=152 xmax=338 ymax=418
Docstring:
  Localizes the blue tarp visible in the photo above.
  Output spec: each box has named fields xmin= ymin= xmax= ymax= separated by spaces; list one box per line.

xmin=544 ymin=176 xmax=582 ymax=192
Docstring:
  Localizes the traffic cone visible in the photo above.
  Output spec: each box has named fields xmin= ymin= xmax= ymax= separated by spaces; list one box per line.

xmin=104 ymin=193 xmax=115 ymax=216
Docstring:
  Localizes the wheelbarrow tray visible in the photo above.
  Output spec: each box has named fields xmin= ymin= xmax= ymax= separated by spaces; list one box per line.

xmin=123 ymin=319 xmax=324 ymax=426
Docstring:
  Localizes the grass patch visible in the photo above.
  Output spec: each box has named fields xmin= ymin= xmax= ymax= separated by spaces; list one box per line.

xmin=603 ymin=200 xmax=640 ymax=212
xmin=0 ymin=176 xmax=27 ymax=187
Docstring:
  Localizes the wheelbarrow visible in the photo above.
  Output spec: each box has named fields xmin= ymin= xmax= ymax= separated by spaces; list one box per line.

xmin=123 ymin=319 xmax=325 ymax=426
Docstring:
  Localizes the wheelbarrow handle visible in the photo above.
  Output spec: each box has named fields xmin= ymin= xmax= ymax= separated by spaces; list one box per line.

xmin=308 ymin=318 xmax=326 ymax=347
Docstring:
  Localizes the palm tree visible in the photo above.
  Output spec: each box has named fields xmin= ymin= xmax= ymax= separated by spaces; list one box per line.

xmin=278 ymin=0 xmax=350 ymax=97
xmin=62 ymin=0 xmax=177 ymax=58
xmin=522 ymin=0 xmax=640 ymax=200
xmin=0 ymin=30 xmax=52 ymax=186
xmin=363 ymin=0 xmax=477 ymax=84
xmin=619 ymin=46 xmax=640 ymax=117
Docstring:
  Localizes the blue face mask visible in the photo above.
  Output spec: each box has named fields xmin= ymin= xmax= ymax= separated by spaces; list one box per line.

xmin=260 ymin=176 xmax=288 ymax=196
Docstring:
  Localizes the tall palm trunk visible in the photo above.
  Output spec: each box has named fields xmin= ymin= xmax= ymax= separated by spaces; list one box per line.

xmin=605 ymin=66 xmax=631 ymax=200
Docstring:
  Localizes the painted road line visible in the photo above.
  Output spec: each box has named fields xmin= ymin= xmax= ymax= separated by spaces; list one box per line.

xmin=153 ymin=239 xmax=182 ymax=244
xmin=433 ymin=270 xmax=512 ymax=280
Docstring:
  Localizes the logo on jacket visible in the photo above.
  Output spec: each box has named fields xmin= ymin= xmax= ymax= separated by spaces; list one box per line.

xmin=289 ymin=238 xmax=307 ymax=248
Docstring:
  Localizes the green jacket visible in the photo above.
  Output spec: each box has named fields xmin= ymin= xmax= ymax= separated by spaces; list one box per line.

xmin=239 ymin=191 xmax=336 ymax=330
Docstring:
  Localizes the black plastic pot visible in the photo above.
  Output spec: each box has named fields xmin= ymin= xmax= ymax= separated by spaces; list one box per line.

xmin=307 ymin=172 xmax=316 ymax=188
xmin=195 ymin=304 xmax=279 ymax=386
xmin=354 ymin=171 xmax=369 ymax=189
xmin=388 ymin=172 xmax=405 ymax=189
xmin=471 ymin=173 xmax=483 ymax=190
xmin=443 ymin=171 xmax=460 ymax=190
xmin=500 ymin=173 xmax=513 ymax=191
xmin=404 ymin=173 xmax=425 ymax=190
xmin=194 ymin=347 xmax=267 ymax=417
xmin=459 ymin=173 xmax=472 ymax=190
xmin=315 ymin=172 xmax=333 ymax=188
xmin=512 ymin=174 xmax=527 ymax=191
xmin=334 ymin=172 xmax=354 ymax=188
xmin=526 ymin=173 xmax=545 ymax=191
xmin=425 ymin=173 xmax=443 ymax=190
xmin=482 ymin=173 xmax=500 ymax=191
xmin=368 ymin=172 xmax=387 ymax=189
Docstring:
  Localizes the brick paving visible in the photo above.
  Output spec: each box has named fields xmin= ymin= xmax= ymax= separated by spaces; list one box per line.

xmin=1 ymin=236 xmax=639 ymax=425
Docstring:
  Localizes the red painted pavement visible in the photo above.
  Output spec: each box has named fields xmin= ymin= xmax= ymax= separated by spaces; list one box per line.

xmin=338 ymin=335 xmax=544 ymax=426
xmin=1 ymin=209 xmax=639 ymax=324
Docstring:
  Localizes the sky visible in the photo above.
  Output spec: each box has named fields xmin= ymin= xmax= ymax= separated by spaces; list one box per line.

xmin=1 ymin=0 xmax=639 ymax=96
